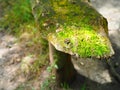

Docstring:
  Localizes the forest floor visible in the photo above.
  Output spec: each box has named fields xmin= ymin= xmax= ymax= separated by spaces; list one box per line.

xmin=0 ymin=31 xmax=49 ymax=90
xmin=0 ymin=31 xmax=26 ymax=90
xmin=0 ymin=0 xmax=120 ymax=90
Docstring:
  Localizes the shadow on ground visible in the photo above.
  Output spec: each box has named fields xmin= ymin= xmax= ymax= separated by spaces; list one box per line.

xmin=70 ymin=72 xmax=120 ymax=90
xmin=109 ymin=30 xmax=120 ymax=75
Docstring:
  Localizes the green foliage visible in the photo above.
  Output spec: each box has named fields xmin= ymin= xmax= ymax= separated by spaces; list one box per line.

xmin=31 ymin=54 xmax=49 ymax=73
xmin=52 ymin=0 xmax=101 ymax=26
xmin=47 ymin=62 xmax=58 ymax=73
xmin=61 ymin=82 xmax=71 ymax=90
xmin=0 ymin=0 xmax=50 ymax=73
xmin=20 ymin=40 xmax=49 ymax=75
xmin=1 ymin=0 xmax=33 ymax=31
xmin=41 ymin=65 xmax=70 ymax=90
xmin=41 ymin=62 xmax=56 ymax=90
xmin=81 ymin=83 xmax=86 ymax=90
xmin=30 ymin=0 xmax=54 ymax=22
xmin=15 ymin=83 xmax=35 ymax=90
xmin=40 ymin=75 xmax=56 ymax=90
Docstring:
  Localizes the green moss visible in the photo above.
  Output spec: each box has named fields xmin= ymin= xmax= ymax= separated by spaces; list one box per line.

xmin=41 ymin=0 xmax=105 ymax=39
xmin=52 ymin=0 xmax=101 ymax=27
xmin=46 ymin=0 xmax=113 ymax=58
xmin=48 ymin=25 xmax=110 ymax=58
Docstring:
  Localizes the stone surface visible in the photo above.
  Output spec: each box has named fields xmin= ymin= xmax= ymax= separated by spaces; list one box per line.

xmin=91 ymin=0 xmax=120 ymax=82
xmin=71 ymin=0 xmax=120 ymax=90
xmin=91 ymin=0 xmax=120 ymax=31
xmin=72 ymin=58 xmax=112 ymax=84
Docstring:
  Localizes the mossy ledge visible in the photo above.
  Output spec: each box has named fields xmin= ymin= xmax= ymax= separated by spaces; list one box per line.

xmin=42 ymin=0 xmax=114 ymax=58
xmin=48 ymin=25 xmax=111 ymax=58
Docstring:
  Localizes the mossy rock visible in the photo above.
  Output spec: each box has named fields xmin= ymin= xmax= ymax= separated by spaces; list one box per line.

xmin=40 ymin=0 xmax=114 ymax=58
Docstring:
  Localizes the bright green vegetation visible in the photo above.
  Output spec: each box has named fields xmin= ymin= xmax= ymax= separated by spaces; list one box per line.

xmin=48 ymin=25 xmax=110 ymax=58
xmin=0 ymin=0 xmax=33 ymax=33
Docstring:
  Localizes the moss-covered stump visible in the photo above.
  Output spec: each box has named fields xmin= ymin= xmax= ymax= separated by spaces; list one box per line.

xmin=39 ymin=0 xmax=114 ymax=85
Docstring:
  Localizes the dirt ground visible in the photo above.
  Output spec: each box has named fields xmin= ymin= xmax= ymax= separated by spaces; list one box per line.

xmin=0 ymin=31 xmax=26 ymax=90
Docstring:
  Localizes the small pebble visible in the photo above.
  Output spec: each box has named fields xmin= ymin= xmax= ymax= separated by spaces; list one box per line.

xmin=80 ymin=62 xmax=84 ymax=66
xmin=16 ymin=58 xmax=21 ymax=63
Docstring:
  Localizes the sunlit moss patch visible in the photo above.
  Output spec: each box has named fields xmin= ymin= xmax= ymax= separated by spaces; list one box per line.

xmin=48 ymin=25 xmax=110 ymax=58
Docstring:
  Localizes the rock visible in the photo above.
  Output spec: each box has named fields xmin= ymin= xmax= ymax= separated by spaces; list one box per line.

xmin=47 ymin=0 xmax=114 ymax=58
xmin=72 ymin=58 xmax=112 ymax=84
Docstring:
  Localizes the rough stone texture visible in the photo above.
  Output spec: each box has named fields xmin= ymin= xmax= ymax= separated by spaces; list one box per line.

xmin=91 ymin=0 xmax=120 ymax=82
xmin=91 ymin=0 xmax=120 ymax=31
xmin=70 ymin=0 xmax=120 ymax=90
xmin=72 ymin=58 xmax=112 ymax=84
